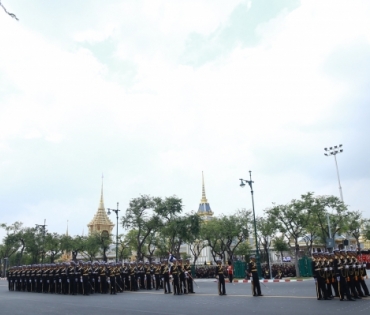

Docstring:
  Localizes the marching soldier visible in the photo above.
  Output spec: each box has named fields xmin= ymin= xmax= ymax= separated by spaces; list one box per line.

xmin=129 ymin=262 xmax=138 ymax=291
xmin=178 ymin=259 xmax=186 ymax=294
xmin=154 ymin=262 xmax=161 ymax=290
xmin=215 ymin=259 xmax=226 ymax=296
xmin=161 ymin=260 xmax=171 ymax=294
xmin=170 ymin=258 xmax=180 ymax=295
xmin=248 ymin=256 xmax=262 ymax=297
xmin=347 ymin=251 xmax=361 ymax=299
xmin=184 ymin=259 xmax=195 ymax=294
xmin=100 ymin=262 xmax=108 ymax=294
xmin=144 ymin=262 xmax=152 ymax=290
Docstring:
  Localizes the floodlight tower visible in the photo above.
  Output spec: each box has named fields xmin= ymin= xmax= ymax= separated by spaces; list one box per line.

xmin=324 ymin=144 xmax=344 ymax=202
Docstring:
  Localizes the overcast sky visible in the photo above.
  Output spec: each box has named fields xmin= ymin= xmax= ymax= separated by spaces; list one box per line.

xmin=1 ymin=0 xmax=369 ymax=240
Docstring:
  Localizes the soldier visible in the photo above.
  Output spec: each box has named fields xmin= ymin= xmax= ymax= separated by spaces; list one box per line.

xmin=129 ymin=262 xmax=137 ymax=291
xmin=67 ymin=261 xmax=75 ymax=295
xmin=154 ymin=262 xmax=161 ymax=290
xmin=100 ymin=262 xmax=108 ymax=294
xmin=347 ymin=251 xmax=361 ymax=299
xmin=183 ymin=259 xmax=193 ymax=293
xmin=352 ymin=252 xmax=365 ymax=298
xmin=137 ymin=261 xmax=145 ymax=289
xmin=170 ymin=258 xmax=180 ymax=295
xmin=144 ymin=262 xmax=152 ymax=290
xmin=359 ymin=258 xmax=369 ymax=296
xmin=178 ymin=259 xmax=186 ymax=294
xmin=248 ymin=256 xmax=262 ymax=297
xmin=161 ymin=260 xmax=171 ymax=294
xmin=216 ymin=259 xmax=226 ymax=296
xmin=122 ymin=262 xmax=130 ymax=291
xmin=115 ymin=263 xmax=123 ymax=293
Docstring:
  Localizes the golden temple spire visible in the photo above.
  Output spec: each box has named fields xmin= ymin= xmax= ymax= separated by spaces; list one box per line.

xmin=100 ymin=173 xmax=104 ymax=208
xmin=200 ymin=171 xmax=208 ymax=203
xmin=87 ymin=176 xmax=114 ymax=235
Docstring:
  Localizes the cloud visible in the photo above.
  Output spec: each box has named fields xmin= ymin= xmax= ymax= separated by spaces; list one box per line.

xmin=1 ymin=0 xmax=370 ymax=241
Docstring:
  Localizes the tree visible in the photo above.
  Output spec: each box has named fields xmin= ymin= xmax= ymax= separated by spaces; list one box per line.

xmin=159 ymin=213 xmax=200 ymax=258
xmin=346 ymin=210 xmax=368 ymax=250
xmin=44 ymin=233 xmax=63 ymax=263
xmin=81 ymin=234 xmax=101 ymax=261
xmin=93 ymin=231 xmax=112 ymax=262
xmin=267 ymin=194 xmax=313 ymax=277
xmin=218 ymin=209 xmax=251 ymax=261
xmin=121 ymin=195 xmax=161 ymax=261
xmin=273 ymin=236 xmax=290 ymax=262
xmin=233 ymin=241 xmax=252 ymax=262
xmin=0 ymin=222 xmax=23 ymax=264
xmin=201 ymin=218 xmax=225 ymax=261
xmin=307 ymin=194 xmax=349 ymax=245
xmin=188 ymin=238 xmax=207 ymax=265
xmin=256 ymin=215 xmax=276 ymax=264
xmin=69 ymin=235 xmax=87 ymax=262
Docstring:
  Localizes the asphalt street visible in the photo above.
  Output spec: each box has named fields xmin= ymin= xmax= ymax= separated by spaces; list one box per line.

xmin=1 ymin=279 xmax=370 ymax=315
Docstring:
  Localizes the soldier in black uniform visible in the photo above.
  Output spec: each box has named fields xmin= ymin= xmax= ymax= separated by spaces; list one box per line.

xmin=359 ymin=258 xmax=369 ymax=296
xmin=129 ymin=262 xmax=138 ymax=291
xmin=153 ymin=262 xmax=160 ymax=290
xmin=122 ymin=262 xmax=129 ymax=291
xmin=248 ymin=256 xmax=262 ymax=297
xmin=347 ymin=251 xmax=361 ymax=299
xmin=144 ymin=262 xmax=152 ymax=290
xmin=178 ymin=259 xmax=186 ymax=294
xmin=137 ymin=261 xmax=145 ymax=289
xmin=100 ymin=262 xmax=108 ymax=294
xmin=161 ymin=260 xmax=171 ymax=294
xmin=336 ymin=250 xmax=354 ymax=301
xmin=170 ymin=258 xmax=180 ymax=295
xmin=184 ymin=259 xmax=195 ymax=293
xmin=216 ymin=259 xmax=226 ymax=295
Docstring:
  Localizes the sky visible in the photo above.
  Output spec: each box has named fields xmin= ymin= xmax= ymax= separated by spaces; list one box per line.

xmin=0 ymin=0 xmax=369 ymax=240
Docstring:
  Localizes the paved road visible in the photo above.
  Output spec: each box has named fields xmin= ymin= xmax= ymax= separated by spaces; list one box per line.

xmin=1 ymin=279 xmax=370 ymax=315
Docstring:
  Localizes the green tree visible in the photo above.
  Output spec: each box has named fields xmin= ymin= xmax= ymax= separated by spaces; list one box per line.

xmin=346 ymin=210 xmax=368 ymax=250
xmin=273 ymin=236 xmax=290 ymax=262
xmin=0 ymin=222 xmax=24 ymax=265
xmin=267 ymin=195 xmax=313 ymax=277
xmin=121 ymin=195 xmax=161 ymax=261
xmin=307 ymin=194 xmax=349 ymax=245
xmin=44 ymin=233 xmax=63 ymax=263
xmin=218 ymin=209 xmax=251 ymax=261
xmin=256 ymin=215 xmax=276 ymax=264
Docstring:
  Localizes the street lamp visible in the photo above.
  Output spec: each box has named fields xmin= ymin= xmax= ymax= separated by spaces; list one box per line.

xmin=107 ymin=202 xmax=120 ymax=262
xmin=239 ymin=171 xmax=261 ymax=278
xmin=35 ymin=219 xmax=47 ymax=264
xmin=324 ymin=144 xmax=344 ymax=202
xmin=324 ymin=145 xmax=344 ymax=251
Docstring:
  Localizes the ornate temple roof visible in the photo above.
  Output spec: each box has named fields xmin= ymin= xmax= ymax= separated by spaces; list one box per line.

xmin=197 ymin=172 xmax=213 ymax=216
xmin=87 ymin=180 xmax=114 ymax=232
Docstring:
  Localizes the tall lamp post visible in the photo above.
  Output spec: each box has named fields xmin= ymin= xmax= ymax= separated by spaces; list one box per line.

xmin=35 ymin=219 xmax=47 ymax=264
xmin=107 ymin=202 xmax=120 ymax=262
xmin=239 ymin=171 xmax=261 ymax=278
xmin=324 ymin=145 xmax=344 ymax=251
xmin=324 ymin=144 xmax=344 ymax=202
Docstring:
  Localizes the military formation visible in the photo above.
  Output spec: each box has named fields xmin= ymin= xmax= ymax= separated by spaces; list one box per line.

xmin=312 ymin=250 xmax=369 ymax=301
xmin=6 ymin=258 xmax=196 ymax=296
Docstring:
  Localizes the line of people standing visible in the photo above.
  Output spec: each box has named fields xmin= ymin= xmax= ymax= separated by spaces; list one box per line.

xmin=312 ymin=250 xmax=369 ymax=301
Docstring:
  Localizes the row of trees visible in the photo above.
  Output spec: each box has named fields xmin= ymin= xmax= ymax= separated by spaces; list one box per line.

xmin=256 ymin=192 xmax=370 ymax=276
xmin=1 ymin=192 xmax=370 ymax=277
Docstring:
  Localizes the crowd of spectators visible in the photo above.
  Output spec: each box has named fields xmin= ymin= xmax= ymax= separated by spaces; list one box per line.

xmin=192 ymin=263 xmax=297 ymax=279
xmin=261 ymin=263 xmax=296 ymax=279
